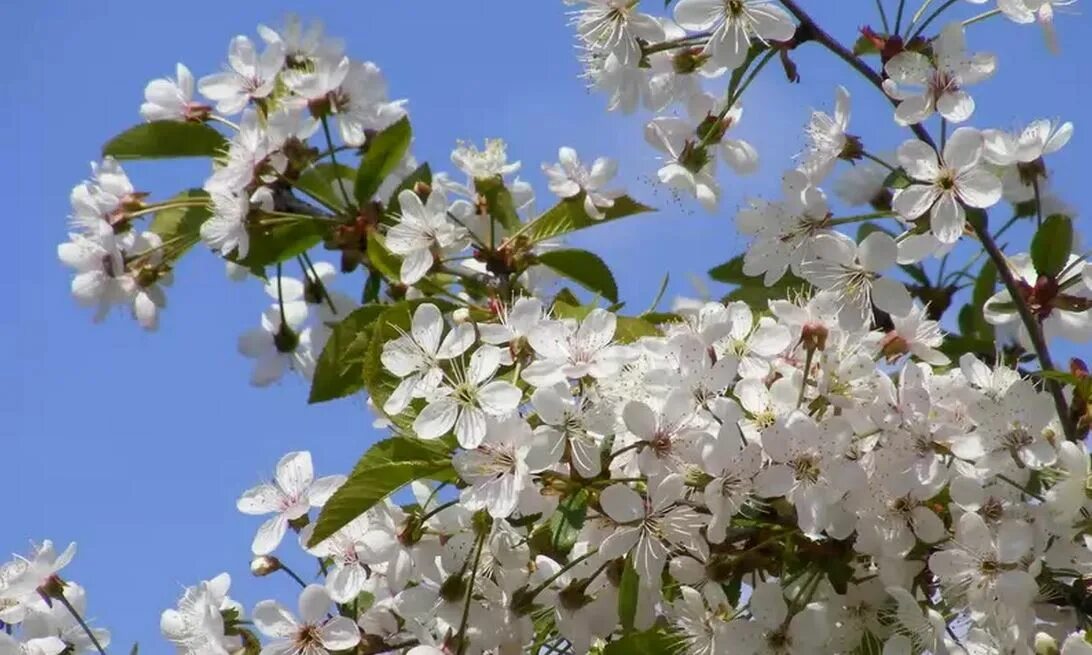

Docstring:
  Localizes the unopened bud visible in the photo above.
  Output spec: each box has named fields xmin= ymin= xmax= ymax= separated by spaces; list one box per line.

xmin=801 ymin=323 xmax=829 ymax=352
xmin=879 ymin=332 xmax=910 ymax=362
xmin=452 ymin=308 xmax=470 ymax=324
xmin=413 ymin=181 xmax=432 ymax=198
xmin=250 ymin=556 xmax=281 ymax=577
xmin=672 ymin=47 xmax=709 ymax=74
xmin=1034 ymin=632 xmax=1059 ymax=655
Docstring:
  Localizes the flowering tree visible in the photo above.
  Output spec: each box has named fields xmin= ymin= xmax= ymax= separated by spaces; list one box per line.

xmin=8 ymin=1 xmax=1092 ymax=654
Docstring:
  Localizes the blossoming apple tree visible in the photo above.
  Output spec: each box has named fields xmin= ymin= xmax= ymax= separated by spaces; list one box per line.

xmin=8 ymin=1 xmax=1092 ymax=653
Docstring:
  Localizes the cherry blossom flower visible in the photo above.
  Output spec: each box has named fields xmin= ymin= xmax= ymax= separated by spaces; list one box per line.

xmin=801 ymin=231 xmax=913 ymax=329
xmin=141 ymin=64 xmax=208 ymax=122
xmin=198 ymin=36 xmax=285 ymax=115
xmin=542 ymin=147 xmax=621 ymax=219
xmin=387 ymin=189 xmax=468 ymax=285
xmin=673 ymin=0 xmax=796 ymax=70
xmin=798 ymin=85 xmax=853 ymax=182
xmin=381 ymin=303 xmax=475 ymax=415
xmin=253 ymin=585 xmax=360 ymax=655
xmin=892 ymin=128 xmax=1002 ymax=244
xmin=160 ymin=573 xmax=241 ymax=655
xmin=236 ymin=451 xmax=345 ymax=555
xmin=882 ymin=23 xmax=996 ymax=125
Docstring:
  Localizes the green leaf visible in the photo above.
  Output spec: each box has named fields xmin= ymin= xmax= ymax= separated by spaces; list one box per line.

xmin=235 ymin=218 xmax=329 ymax=274
xmin=548 ymin=489 xmax=589 ymax=556
xmin=309 ymin=305 xmax=386 ymax=404
xmin=354 ymin=117 xmax=412 ymax=204
xmin=103 ymin=121 xmax=227 ymax=160
xmin=883 ymin=168 xmax=912 ymax=190
xmin=385 ymin=163 xmax=432 ymax=219
xmin=366 ymin=232 xmax=403 ymax=283
xmin=615 ymin=316 xmax=663 ymax=343
xmin=308 ymin=435 xmax=457 ymax=546
xmin=536 ymin=249 xmax=619 ymax=303
xmin=618 ymin=560 xmax=639 ymax=633
xmin=475 ymin=176 xmax=522 ymax=234
xmin=971 ymin=261 xmax=997 ymax=340
xmin=551 ymin=299 xmax=593 ymax=321
xmin=852 ymin=33 xmax=881 ymax=56
xmin=149 ymin=190 xmax=211 ymax=262
xmin=1031 ymin=214 xmax=1073 ymax=278
xmin=640 ymin=311 xmax=684 ymax=326
xmin=296 ymin=163 xmax=355 ymax=211
xmin=603 ymin=628 xmax=680 ymax=655
xmin=522 ymin=195 xmax=654 ymax=244
xmin=708 ymin=256 xmax=749 ymax=284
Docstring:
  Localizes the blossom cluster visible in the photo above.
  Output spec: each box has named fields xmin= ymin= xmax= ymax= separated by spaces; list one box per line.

xmin=35 ymin=2 xmax=1092 ymax=655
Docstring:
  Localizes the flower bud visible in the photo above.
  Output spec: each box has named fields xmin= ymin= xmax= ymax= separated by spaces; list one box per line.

xmin=452 ymin=308 xmax=470 ymax=324
xmin=250 ymin=555 xmax=281 ymax=577
xmin=1034 ymin=632 xmax=1059 ymax=655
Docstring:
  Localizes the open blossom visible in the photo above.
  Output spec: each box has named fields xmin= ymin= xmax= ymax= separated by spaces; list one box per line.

xmin=258 ymin=14 xmax=343 ymax=64
xmin=984 ymin=253 xmax=1092 ymax=345
xmin=688 ymin=93 xmax=760 ymax=175
xmin=892 ymin=128 xmax=1002 ymax=244
xmin=141 ymin=63 xmax=208 ymax=122
xmin=253 ymin=585 xmax=360 ymax=655
xmin=413 ymin=345 xmax=522 ymax=448
xmin=452 ymin=416 xmax=538 ymax=518
xmin=451 ymin=138 xmax=520 ymax=180
xmin=882 ymin=23 xmax=996 ymax=125
xmin=381 ymin=303 xmax=474 ymax=415
xmin=673 ymin=0 xmax=796 ymax=70
xmin=198 ymin=36 xmax=285 ymax=115
xmin=598 ymin=474 xmax=708 ymax=581
xmin=236 ymin=451 xmax=345 ymax=555
xmin=568 ymin=0 xmax=664 ymax=65
xmin=983 ymin=118 xmax=1074 ymax=166
xmin=737 ymin=170 xmax=834 ymax=285
xmin=801 ymin=231 xmax=913 ymax=329
xmin=386 ymin=189 xmax=468 ymax=285
xmin=644 ymin=117 xmax=720 ymax=211
xmin=998 ymin=0 xmax=1075 ymax=51
xmin=542 ymin=147 xmax=621 ymax=219
xmin=160 ymin=573 xmax=241 ymax=655
xmin=798 ymin=85 xmax=853 ymax=182
xmin=521 ymin=309 xmax=632 ymax=386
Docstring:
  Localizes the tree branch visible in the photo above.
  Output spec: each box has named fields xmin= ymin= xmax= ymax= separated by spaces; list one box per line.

xmin=777 ymin=0 xmax=1076 ymax=441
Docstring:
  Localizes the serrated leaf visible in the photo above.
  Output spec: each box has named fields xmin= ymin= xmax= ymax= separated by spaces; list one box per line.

xmin=1031 ymin=214 xmax=1073 ymax=278
xmin=149 ymin=190 xmax=210 ymax=262
xmin=618 ymin=560 xmax=639 ymax=633
xmin=103 ymin=121 xmax=227 ymax=160
xmin=308 ymin=435 xmax=457 ymax=546
xmin=475 ymin=175 xmax=522 ymax=234
xmin=234 ymin=218 xmax=330 ymax=274
xmin=522 ymin=195 xmax=653 ymax=244
xmin=354 ymin=117 xmax=412 ymax=204
xmin=548 ymin=489 xmax=589 ymax=556
xmin=309 ymin=305 xmax=386 ymax=404
xmin=536 ymin=249 xmax=619 ymax=303
xmin=296 ymin=163 xmax=355 ymax=211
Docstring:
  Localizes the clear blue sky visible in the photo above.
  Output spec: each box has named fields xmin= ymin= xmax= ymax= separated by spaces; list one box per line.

xmin=5 ymin=1 xmax=1089 ymax=650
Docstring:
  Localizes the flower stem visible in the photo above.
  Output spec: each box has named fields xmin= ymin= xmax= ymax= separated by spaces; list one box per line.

xmin=908 ymin=0 xmax=959 ymax=40
xmin=963 ymin=8 xmax=1002 ymax=26
xmin=279 ymin=562 xmax=309 ymax=589
xmin=778 ymin=0 xmax=1076 ymax=441
xmin=860 ymin=150 xmax=898 ymax=172
xmin=48 ymin=589 xmax=107 ymax=655
xmin=320 ymin=116 xmax=355 ymax=209
xmin=455 ymin=533 xmax=487 ymax=655
xmin=875 ymin=0 xmax=891 ymax=32
xmin=828 ymin=210 xmax=895 ymax=226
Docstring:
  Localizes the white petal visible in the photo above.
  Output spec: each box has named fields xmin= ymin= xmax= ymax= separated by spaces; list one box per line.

xmin=600 ymin=483 xmax=644 ymax=523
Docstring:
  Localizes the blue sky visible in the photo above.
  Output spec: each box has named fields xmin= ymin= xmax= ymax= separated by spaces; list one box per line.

xmin=5 ymin=0 xmax=1089 ymax=650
